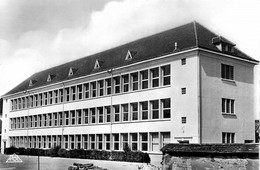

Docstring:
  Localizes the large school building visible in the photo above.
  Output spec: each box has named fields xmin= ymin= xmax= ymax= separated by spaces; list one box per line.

xmin=1 ymin=22 xmax=258 ymax=154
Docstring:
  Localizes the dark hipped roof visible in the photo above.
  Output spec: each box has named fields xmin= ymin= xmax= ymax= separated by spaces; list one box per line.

xmin=5 ymin=22 xmax=258 ymax=96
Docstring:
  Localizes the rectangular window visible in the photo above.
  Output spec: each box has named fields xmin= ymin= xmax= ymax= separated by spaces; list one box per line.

xmin=162 ymin=98 xmax=171 ymax=118
xmin=162 ymin=65 xmax=170 ymax=86
xmin=83 ymin=135 xmax=88 ymax=149
xmin=222 ymin=132 xmax=235 ymax=143
xmin=11 ymin=100 xmax=14 ymax=110
xmin=90 ymin=82 xmax=96 ymax=97
xmin=141 ymin=70 xmax=149 ymax=89
xmin=84 ymin=83 xmax=90 ymax=99
xmin=114 ymin=76 xmax=121 ymax=94
xmin=151 ymin=67 xmax=159 ymax=87
xmin=30 ymin=96 xmax=34 ymax=107
xmin=77 ymin=110 xmax=82 ymax=125
xmin=162 ymin=132 xmax=170 ymax=147
xmin=53 ymin=136 xmax=57 ymax=147
xmin=49 ymin=91 xmax=53 ymax=105
xmin=53 ymin=113 xmax=58 ymax=126
xmin=34 ymin=116 xmax=37 ymax=128
xmin=121 ymin=133 xmax=128 ymax=150
xmin=22 ymin=97 xmax=26 ymax=108
xmin=58 ymin=112 xmax=63 ymax=126
xmin=113 ymin=134 xmax=119 ymax=150
xmin=77 ymin=85 xmax=83 ymax=100
xmin=71 ymin=86 xmax=76 ymax=101
xmin=90 ymin=108 xmax=96 ymax=124
xmin=140 ymin=133 xmax=148 ymax=151
xmin=38 ymin=115 xmax=42 ymax=127
xmin=221 ymin=64 xmax=234 ymax=80
xmin=131 ymin=133 xmax=138 ymax=151
xmin=65 ymin=88 xmax=70 ymax=102
xmin=106 ymin=78 xmax=112 ymax=95
xmin=181 ymin=117 xmax=187 ymax=124
xmin=83 ymin=109 xmax=89 ymax=124
xmin=54 ymin=90 xmax=58 ymax=103
xmin=48 ymin=113 xmax=52 ymax=127
xmin=64 ymin=135 xmax=68 ymax=149
xmin=105 ymin=106 xmax=111 ymax=123
xmin=131 ymin=72 xmax=139 ymax=91
xmin=151 ymin=100 xmax=159 ymax=119
xmin=21 ymin=117 xmax=24 ymax=128
xmin=222 ymin=98 xmax=235 ymax=114
xmin=181 ymin=58 xmax=186 ymax=65
xmin=97 ymin=134 xmax=103 ymax=150
xmin=70 ymin=135 xmax=75 ymax=149
xmin=18 ymin=98 xmax=21 ymax=109
xmin=39 ymin=94 xmax=43 ymax=106
xmin=29 ymin=116 xmax=33 ymax=128
xmin=122 ymin=74 xmax=129 ymax=92
xmin=44 ymin=92 xmax=48 ymax=105
xmin=98 ymin=80 xmax=104 ymax=96
xmin=122 ymin=104 xmax=129 ymax=121
xmin=14 ymin=99 xmax=17 ymax=110
xmin=65 ymin=111 xmax=70 ymax=125
xmin=90 ymin=134 xmax=95 ymax=149
xmin=114 ymin=105 xmax=120 ymax=122
xmin=131 ymin=103 xmax=138 ymax=121
xmin=98 ymin=107 xmax=104 ymax=123
xmin=181 ymin=88 xmax=186 ymax=94
xmin=24 ymin=117 xmax=28 ymax=128
xmin=43 ymin=114 xmax=47 ymax=127
xmin=141 ymin=101 xmax=148 ymax=120
xmin=105 ymin=134 xmax=110 ymax=150
xmin=151 ymin=133 xmax=159 ymax=152
xmin=26 ymin=97 xmax=29 ymax=108
xmin=71 ymin=111 xmax=76 ymax=125
xmin=59 ymin=89 xmax=64 ymax=103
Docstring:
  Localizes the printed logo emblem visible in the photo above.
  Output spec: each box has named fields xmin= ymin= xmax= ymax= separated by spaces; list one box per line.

xmin=6 ymin=153 xmax=23 ymax=163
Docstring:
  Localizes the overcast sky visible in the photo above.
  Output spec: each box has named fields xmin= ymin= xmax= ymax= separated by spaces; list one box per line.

xmin=0 ymin=0 xmax=260 ymax=98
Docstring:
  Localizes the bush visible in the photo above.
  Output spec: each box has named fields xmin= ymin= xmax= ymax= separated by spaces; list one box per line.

xmin=4 ymin=146 xmax=150 ymax=163
xmin=48 ymin=145 xmax=61 ymax=157
xmin=58 ymin=148 xmax=68 ymax=157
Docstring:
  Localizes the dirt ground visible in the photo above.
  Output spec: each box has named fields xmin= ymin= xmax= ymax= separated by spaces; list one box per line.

xmin=0 ymin=154 xmax=151 ymax=170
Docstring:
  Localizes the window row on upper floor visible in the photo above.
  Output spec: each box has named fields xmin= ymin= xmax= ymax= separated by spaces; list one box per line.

xmin=10 ymin=98 xmax=171 ymax=130
xmin=10 ymin=65 xmax=171 ymax=111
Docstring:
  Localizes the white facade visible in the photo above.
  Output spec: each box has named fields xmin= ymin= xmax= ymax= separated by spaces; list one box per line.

xmin=1 ymin=49 xmax=257 ymax=154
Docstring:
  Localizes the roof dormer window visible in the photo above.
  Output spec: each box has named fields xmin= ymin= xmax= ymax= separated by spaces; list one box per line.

xmin=94 ymin=60 xmax=104 ymax=70
xmin=47 ymin=74 xmax=55 ymax=82
xmin=125 ymin=50 xmax=137 ymax=61
xmin=68 ymin=67 xmax=77 ymax=76
xmin=212 ymin=36 xmax=236 ymax=53
xmin=94 ymin=60 xmax=100 ymax=69
xmin=29 ymin=79 xmax=37 ymax=87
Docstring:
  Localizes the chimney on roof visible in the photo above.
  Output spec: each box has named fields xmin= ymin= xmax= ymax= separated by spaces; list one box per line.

xmin=174 ymin=42 xmax=178 ymax=51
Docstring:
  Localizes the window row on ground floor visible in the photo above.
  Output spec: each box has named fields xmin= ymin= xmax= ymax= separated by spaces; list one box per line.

xmin=9 ymin=132 xmax=170 ymax=152
xmin=10 ymin=98 xmax=171 ymax=130
xmin=11 ymin=64 xmax=171 ymax=111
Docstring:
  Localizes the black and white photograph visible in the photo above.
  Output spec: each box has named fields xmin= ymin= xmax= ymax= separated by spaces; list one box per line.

xmin=0 ymin=0 xmax=259 ymax=169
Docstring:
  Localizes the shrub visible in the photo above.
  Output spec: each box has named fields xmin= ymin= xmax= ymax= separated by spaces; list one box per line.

xmin=4 ymin=146 xmax=150 ymax=163
xmin=58 ymin=148 xmax=68 ymax=157
xmin=48 ymin=145 xmax=61 ymax=157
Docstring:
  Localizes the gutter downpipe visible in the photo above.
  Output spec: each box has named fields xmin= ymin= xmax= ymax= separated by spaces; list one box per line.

xmin=61 ymin=82 xmax=65 ymax=148
xmin=198 ymin=51 xmax=202 ymax=144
